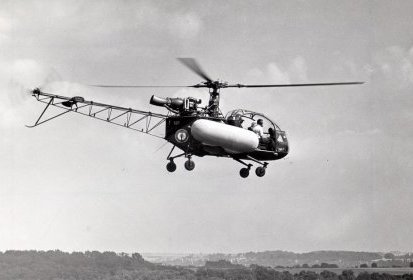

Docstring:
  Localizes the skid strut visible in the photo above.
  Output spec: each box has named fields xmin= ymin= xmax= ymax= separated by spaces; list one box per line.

xmin=166 ymin=145 xmax=195 ymax=172
xmin=246 ymin=155 xmax=268 ymax=168
xmin=235 ymin=156 xmax=268 ymax=178
xmin=166 ymin=145 xmax=185 ymax=161
xmin=234 ymin=158 xmax=253 ymax=169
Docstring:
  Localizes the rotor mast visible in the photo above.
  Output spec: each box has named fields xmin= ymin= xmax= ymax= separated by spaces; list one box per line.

xmin=193 ymin=80 xmax=225 ymax=118
xmin=209 ymin=83 xmax=221 ymax=117
xmin=178 ymin=58 xmax=225 ymax=118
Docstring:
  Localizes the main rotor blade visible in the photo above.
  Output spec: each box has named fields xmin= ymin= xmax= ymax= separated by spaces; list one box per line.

xmin=177 ymin=58 xmax=213 ymax=83
xmin=89 ymin=85 xmax=190 ymax=88
xmin=227 ymin=82 xmax=364 ymax=88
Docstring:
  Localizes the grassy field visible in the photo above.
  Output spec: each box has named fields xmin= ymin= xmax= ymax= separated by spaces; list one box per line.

xmin=274 ymin=267 xmax=413 ymax=276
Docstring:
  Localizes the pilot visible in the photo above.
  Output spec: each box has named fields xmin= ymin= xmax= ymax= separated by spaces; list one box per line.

xmin=227 ymin=116 xmax=236 ymax=126
xmin=228 ymin=115 xmax=244 ymax=127
xmin=253 ymin=119 xmax=264 ymax=138
xmin=237 ymin=118 xmax=244 ymax=128
xmin=248 ymin=121 xmax=256 ymax=131
xmin=267 ymin=127 xmax=277 ymax=151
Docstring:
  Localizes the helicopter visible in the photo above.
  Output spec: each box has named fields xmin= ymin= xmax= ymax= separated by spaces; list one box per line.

xmin=27 ymin=58 xmax=363 ymax=178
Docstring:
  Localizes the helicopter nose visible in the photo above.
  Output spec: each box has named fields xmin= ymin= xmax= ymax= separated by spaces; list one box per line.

xmin=275 ymin=131 xmax=289 ymax=157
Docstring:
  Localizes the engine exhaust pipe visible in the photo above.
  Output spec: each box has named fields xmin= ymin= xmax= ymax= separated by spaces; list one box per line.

xmin=150 ymin=95 xmax=167 ymax=106
xmin=150 ymin=95 xmax=184 ymax=108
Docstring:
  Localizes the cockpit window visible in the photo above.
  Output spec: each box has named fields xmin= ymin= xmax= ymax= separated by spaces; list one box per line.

xmin=225 ymin=109 xmax=288 ymax=152
xmin=225 ymin=109 xmax=281 ymax=132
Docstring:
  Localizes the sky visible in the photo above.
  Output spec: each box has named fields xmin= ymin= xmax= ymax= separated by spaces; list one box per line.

xmin=0 ymin=0 xmax=413 ymax=254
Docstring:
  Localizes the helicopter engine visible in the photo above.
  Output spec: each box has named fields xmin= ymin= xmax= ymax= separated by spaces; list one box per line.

xmin=150 ymin=95 xmax=201 ymax=114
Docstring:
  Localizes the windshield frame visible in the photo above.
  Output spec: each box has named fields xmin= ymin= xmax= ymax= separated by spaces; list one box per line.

xmin=225 ymin=109 xmax=282 ymax=131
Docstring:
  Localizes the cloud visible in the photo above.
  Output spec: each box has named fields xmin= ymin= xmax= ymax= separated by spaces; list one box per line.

xmin=371 ymin=45 xmax=413 ymax=89
xmin=134 ymin=2 xmax=162 ymax=27
xmin=0 ymin=59 xmax=48 ymax=128
xmin=308 ymin=210 xmax=363 ymax=243
xmin=288 ymin=56 xmax=308 ymax=82
xmin=134 ymin=4 xmax=202 ymax=40
xmin=337 ymin=128 xmax=381 ymax=136
xmin=267 ymin=63 xmax=291 ymax=83
xmin=0 ymin=58 xmax=83 ymax=129
xmin=0 ymin=14 xmax=12 ymax=43
xmin=239 ymin=57 xmax=310 ymax=119
xmin=168 ymin=12 xmax=202 ymax=40
xmin=0 ymin=15 xmax=12 ymax=32
xmin=247 ymin=56 xmax=309 ymax=84
xmin=10 ymin=59 xmax=49 ymax=89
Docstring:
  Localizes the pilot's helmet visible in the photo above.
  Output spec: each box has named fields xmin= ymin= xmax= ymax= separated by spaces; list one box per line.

xmin=257 ymin=119 xmax=263 ymax=126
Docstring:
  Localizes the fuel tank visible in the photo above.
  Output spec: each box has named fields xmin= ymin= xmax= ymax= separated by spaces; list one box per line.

xmin=191 ymin=119 xmax=259 ymax=154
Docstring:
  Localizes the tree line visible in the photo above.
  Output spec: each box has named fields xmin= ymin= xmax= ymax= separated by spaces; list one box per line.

xmin=0 ymin=251 xmax=412 ymax=280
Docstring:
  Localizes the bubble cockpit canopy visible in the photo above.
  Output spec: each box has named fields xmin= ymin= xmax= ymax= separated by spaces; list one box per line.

xmin=225 ymin=109 xmax=282 ymax=132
